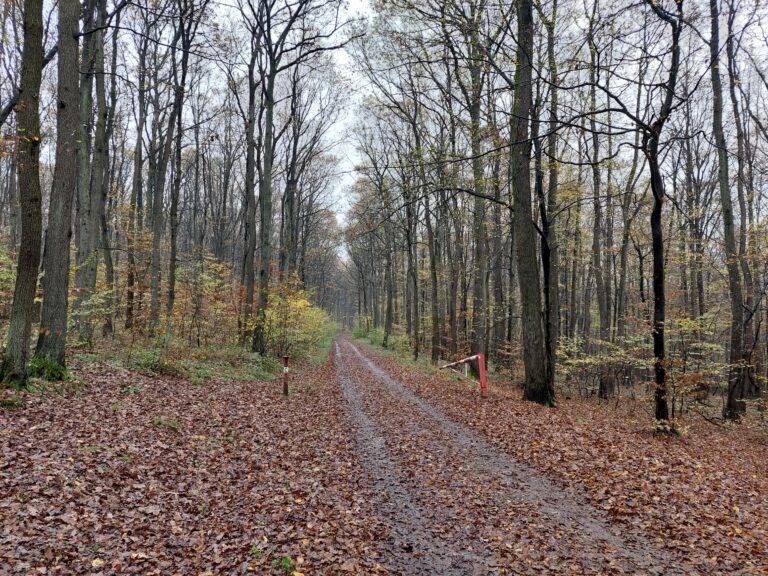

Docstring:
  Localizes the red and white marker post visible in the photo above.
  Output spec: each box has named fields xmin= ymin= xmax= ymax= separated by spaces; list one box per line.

xmin=282 ymin=356 xmax=289 ymax=396
xmin=439 ymin=352 xmax=487 ymax=398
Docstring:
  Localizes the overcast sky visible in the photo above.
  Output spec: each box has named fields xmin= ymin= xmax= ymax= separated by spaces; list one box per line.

xmin=330 ymin=0 xmax=372 ymax=226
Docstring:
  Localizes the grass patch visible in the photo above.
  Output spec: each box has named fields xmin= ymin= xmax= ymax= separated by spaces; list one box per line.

xmin=1 ymin=374 xmax=83 ymax=409
xmin=131 ymin=349 xmax=181 ymax=376
xmin=27 ymin=377 xmax=83 ymax=398
xmin=354 ymin=330 xmax=440 ymax=375
xmin=152 ymin=415 xmax=182 ymax=432
xmin=0 ymin=389 xmax=24 ymax=409
xmin=69 ymin=329 xmax=338 ymax=389
xmin=74 ymin=353 xmax=100 ymax=365
xmin=309 ymin=336 xmax=334 ymax=366
xmin=173 ymin=345 xmax=280 ymax=384
xmin=272 ymin=555 xmax=294 ymax=572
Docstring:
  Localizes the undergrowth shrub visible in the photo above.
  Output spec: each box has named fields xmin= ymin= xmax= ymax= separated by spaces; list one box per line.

xmin=28 ymin=356 xmax=71 ymax=382
xmin=366 ymin=327 xmax=385 ymax=346
xmin=388 ymin=331 xmax=412 ymax=356
xmin=353 ymin=324 xmax=369 ymax=339
xmin=68 ymin=261 xmax=336 ymax=381
xmin=261 ymin=275 xmax=339 ymax=359
xmin=134 ymin=349 xmax=177 ymax=375
xmin=355 ymin=324 xmax=412 ymax=357
xmin=175 ymin=345 xmax=279 ymax=383
xmin=0 ymin=250 xmax=16 ymax=319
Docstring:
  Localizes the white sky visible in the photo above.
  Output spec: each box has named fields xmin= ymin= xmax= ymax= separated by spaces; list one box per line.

xmin=330 ymin=0 xmax=372 ymax=227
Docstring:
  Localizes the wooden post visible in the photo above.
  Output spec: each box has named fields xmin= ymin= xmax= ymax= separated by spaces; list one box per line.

xmin=282 ymin=355 xmax=289 ymax=396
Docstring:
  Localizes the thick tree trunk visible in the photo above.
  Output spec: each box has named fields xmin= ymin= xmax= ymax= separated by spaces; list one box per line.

xmin=35 ymin=0 xmax=80 ymax=367
xmin=425 ymin=194 xmax=440 ymax=363
xmin=73 ymin=1 xmax=99 ymax=342
xmin=710 ymin=0 xmax=749 ymax=418
xmin=253 ymin=73 xmax=277 ymax=355
xmin=512 ymin=0 xmax=554 ymax=405
xmin=646 ymin=148 xmax=669 ymax=422
xmin=100 ymin=9 xmax=120 ymax=337
xmin=544 ymin=2 xmax=560 ymax=381
xmin=1 ymin=0 xmax=44 ymax=386
xmin=126 ymin=37 xmax=148 ymax=329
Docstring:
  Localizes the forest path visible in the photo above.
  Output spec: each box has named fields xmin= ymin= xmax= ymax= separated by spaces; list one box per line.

xmin=335 ymin=337 xmax=683 ymax=576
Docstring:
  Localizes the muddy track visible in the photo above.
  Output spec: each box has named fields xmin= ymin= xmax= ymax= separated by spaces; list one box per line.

xmin=335 ymin=337 xmax=686 ymax=575
xmin=335 ymin=343 xmax=484 ymax=575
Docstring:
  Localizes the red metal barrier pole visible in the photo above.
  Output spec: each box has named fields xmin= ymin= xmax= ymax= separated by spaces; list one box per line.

xmin=282 ymin=356 xmax=289 ymax=396
xmin=477 ymin=352 xmax=487 ymax=398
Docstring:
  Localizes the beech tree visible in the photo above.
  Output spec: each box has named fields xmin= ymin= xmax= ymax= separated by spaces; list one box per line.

xmin=34 ymin=0 xmax=80 ymax=368
xmin=1 ymin=0 xmax=44 ymax=385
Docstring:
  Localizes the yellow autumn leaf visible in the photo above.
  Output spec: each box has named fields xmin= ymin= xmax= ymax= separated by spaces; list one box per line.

xmin=91 ymin=558 xmax=105 ymax=568
xmin=292 ymin=571 xmax=306 ymax=576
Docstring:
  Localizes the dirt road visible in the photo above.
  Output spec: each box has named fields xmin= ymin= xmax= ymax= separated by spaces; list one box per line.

xmin=334 ymin=337 xmax=683 ymax=575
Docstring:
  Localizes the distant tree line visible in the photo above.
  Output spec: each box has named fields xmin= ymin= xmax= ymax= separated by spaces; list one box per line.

xmin=345 ymin=0 xmax=767 ymax=421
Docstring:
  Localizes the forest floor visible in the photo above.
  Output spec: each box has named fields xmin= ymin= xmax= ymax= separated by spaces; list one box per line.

xmin=1 ymin=336 xmax=767 ymax=575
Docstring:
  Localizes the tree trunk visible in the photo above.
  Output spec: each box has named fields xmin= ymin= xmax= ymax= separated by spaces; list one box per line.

xmin=710 ymin=0 xmax=749 ymax=419
xmin=73 ymin=0 xmax=99 ymax=342
xmin=35 ymin=0 xmax=80 ymax=367
xmin=544 ymin=1 xmax=560 ymax=381
xmin=425 ymin=194 xmax=440 ymax=363
xmin=512 ymin=0 xmax=553 ymax=405
xmin=587 ymin=24 xmax=612 ymax=398
xmin=646 ymin=146 xmax=669 ymax=422
xmin=168 ymin=2 xmax=196 ymax=319
xmin=1 ymin=0 xmax=44 ymax=386
xmin=240 ymin=55 xmax=257 ymax=343
xmin=100 ymin=8 xmax=120 ymax=337
xmin=253 ymin=72 xmax=277 ymax=355
xmin=469 ymin=70 xmax=487 ymax=366
xmin=725 ymin=2 xmax=760 ymax=395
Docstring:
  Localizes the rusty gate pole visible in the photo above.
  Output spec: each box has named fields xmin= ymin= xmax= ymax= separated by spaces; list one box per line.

xmin=477 ymin=352 xmax=487 ymax=398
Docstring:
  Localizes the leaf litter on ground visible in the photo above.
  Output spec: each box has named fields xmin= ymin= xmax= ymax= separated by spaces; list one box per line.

xmin=3 ymin=340 xmax=767 ymax=575
xmin=0 ymin=358 xmax=388 ymax=574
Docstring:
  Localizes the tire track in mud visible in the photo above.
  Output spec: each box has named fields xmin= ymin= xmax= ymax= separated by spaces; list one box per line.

xmin=337 ymin=337 xmax=686 ymax=575
xmin=335 ymin=342 xmax=486 ymax=575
